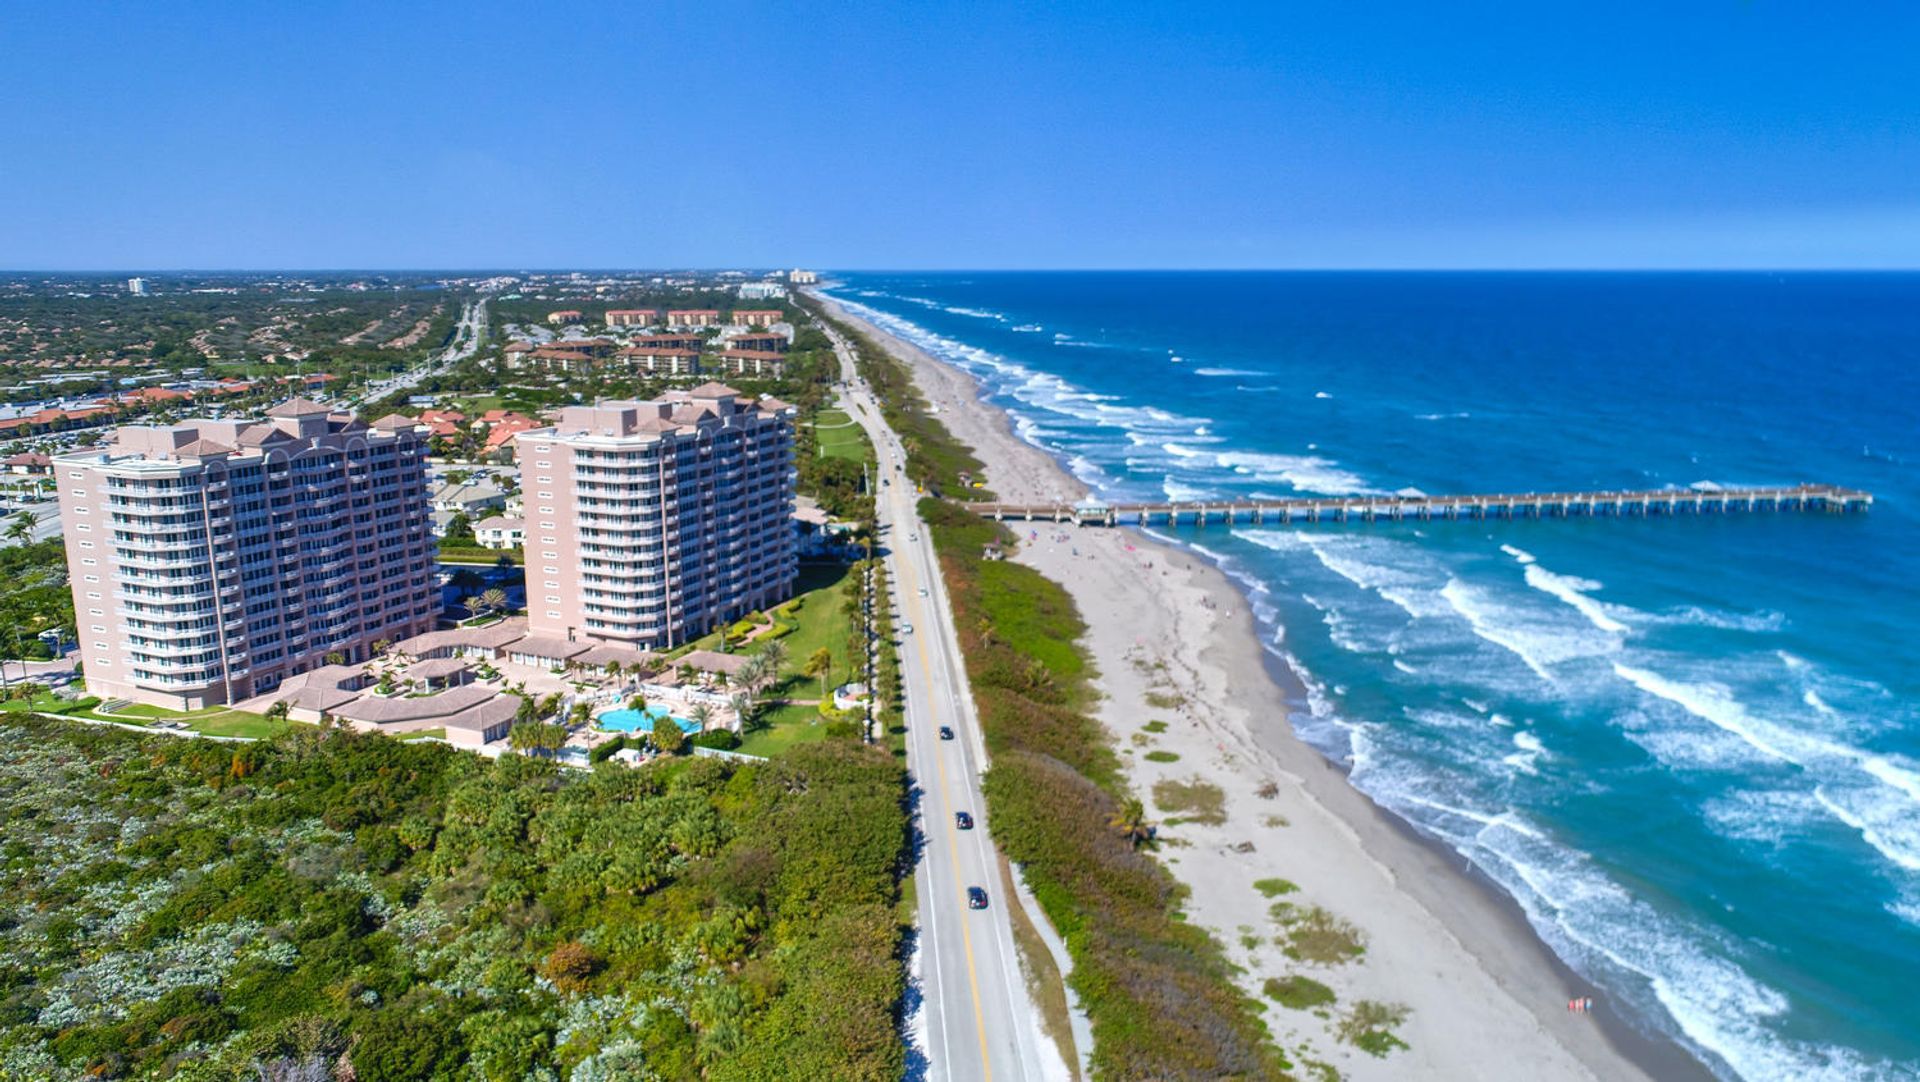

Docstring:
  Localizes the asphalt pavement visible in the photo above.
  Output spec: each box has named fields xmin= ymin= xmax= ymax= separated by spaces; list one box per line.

xmin=826 ymin=326 xmax=1064 ymax=1082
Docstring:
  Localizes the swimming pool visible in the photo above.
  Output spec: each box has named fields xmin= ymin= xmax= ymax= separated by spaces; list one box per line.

xmin=596 ymin=704 xmax=699 ymax=734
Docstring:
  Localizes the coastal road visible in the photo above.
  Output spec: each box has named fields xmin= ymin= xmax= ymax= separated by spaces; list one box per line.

xmin=351 ymin=297 xmax=488 ymax=407
xmin=823 ymin=318 xmax=1063 ymax=1082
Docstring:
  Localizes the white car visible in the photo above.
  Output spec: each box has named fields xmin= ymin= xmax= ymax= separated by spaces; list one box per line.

xmin=918 ymin=586 xmax=928 ymax=597
xmin=901 ymin=623 xmax=914 ymax=635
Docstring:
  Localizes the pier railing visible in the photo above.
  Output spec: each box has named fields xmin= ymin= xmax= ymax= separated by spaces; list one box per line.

xmin=973 ymin=484 xmax=1873 ymax=527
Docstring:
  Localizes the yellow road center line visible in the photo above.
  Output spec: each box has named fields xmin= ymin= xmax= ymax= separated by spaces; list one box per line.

xmin=908 ymin=540 xmax=994 ymax=1082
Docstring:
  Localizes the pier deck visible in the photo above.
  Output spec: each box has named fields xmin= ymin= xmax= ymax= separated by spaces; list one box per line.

xmin=972 ymin=484 xmax=1873 ymax=527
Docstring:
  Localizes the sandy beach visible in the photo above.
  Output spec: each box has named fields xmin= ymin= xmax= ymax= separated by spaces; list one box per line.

xmin=817 ymin=293 xmax=1713 ymax=1081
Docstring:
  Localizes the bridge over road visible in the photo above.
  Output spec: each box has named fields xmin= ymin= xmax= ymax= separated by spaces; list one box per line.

xmin=972 ymin=483 xmax=1874 ymax=527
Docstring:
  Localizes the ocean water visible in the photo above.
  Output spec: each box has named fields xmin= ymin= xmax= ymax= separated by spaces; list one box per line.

xmin=824 ymin=272 xmax=1920 ymax=1081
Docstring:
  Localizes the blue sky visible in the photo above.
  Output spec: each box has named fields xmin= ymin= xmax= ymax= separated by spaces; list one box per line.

xmin=2 ymin=1 xmax=1915 ymax=269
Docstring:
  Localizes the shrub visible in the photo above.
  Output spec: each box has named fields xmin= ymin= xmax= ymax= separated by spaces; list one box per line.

xmin=1143 ymin=750 xmax=1180 ymax=763
xmin=1263 ymin=974 xmax=1336 ymax=1010
xmin=1272 ymin=903 xmax=1365 ymax=965
xmin=1141 ymin=720 xmax=1169 ymax=734
xmin=1338 ymin=1000 xmax=1410 ymax=1056
xmin=691 ymin=729 xmax=741 ymax=751
xmin=1152 ymin=777 xmax=1226 ymax=825
xmin=1252 ymin=877 xmax=1298 ymax=898
xmin=541 ymin=941 xmax=601 ymax=993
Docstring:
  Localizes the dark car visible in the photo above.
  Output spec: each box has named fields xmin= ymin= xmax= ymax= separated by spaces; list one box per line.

xmin=967 ymin=886 xmax=989 ymax=910
xmin=938 ymin=726 xmax=955 ymax=741
xmin=955 ymin=811 xmax=974 ymax=830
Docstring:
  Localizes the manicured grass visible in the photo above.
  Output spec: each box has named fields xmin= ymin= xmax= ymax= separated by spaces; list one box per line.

xmin=811 ymin=409 xmax=871 ymax=463
xmin=438 ymin=545 xmax=522 ymax=566
xmin=1143 ymin=750 xmax=1180 ymax=763
xmin=398 ymin=728 xmax=446 ymax=742
xmin=737 ymin=700 xmax=829 ymax=758
xmin=185 ymin=710 xmax=287 ymax=739
xmin=773 ymin=563 xmax=857 ymax=689
xmin=1141 ymin=719 xmax=1169 ymax=734
xmin=111 ymin=703 xmax=225 ymax=719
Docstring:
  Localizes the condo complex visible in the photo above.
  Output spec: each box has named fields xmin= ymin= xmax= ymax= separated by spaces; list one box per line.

xmin=54 ymin=389 xmax=799 ymax=729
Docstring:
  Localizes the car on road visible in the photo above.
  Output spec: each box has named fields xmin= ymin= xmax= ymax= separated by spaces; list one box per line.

xmin=908 ymin=532 xmax=919 ymax=541
xmin=967 ymin=886 xmax=989 ymax=909
xmin=955 ymin=811 xmax=974 ymax=830
xmin=917 ymin=586 xmax=928 ymax=597
xmin=938 ymin=726 xmax=955 ymax=741
xmin=901 ymin=622 xmax=914 ymax=635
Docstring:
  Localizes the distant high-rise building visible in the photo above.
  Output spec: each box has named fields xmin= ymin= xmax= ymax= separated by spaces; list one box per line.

xmin=55 ymin=400 xmax=437 ymax=709
xmin=514 ymin=385 xmax=797 ymax=651
xmin=787 ymin=269 xmax=818 ymax=285
xmin=126 ymin=277 xmax=147 ymax=295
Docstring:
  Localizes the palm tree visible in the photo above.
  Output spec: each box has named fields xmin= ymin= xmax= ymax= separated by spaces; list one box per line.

xmin=729 ymin=692 xmax=757 ymax=730
xmin=1109 ymin=798 xmax=1155 ymax=849
xmin=805 ymin=647 xmax=834 ymax=698
xmin=735 ymin=655 xmax=766 ymax=697
xmin=688 ymin=702 xmax=714 ymax=732
xmin=479 ymin=587 xmax=508 ymax=616
xmin=6 ymin=511 xmax=36 ymax=542
xmin=757 ymin=639 xmax=788 ymax=679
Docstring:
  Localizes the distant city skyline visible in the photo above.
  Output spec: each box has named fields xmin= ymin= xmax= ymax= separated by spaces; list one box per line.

xmin=3 ymin=1 xmax=1916 ymax=270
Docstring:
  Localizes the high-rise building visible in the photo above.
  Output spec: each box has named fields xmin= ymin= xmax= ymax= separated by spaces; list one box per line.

xmin=54 ymin=399 xmax=438 ymax=709
xmin=126 ymin=277 xmax=147 ymax=295
xmin=515 ymin=384 xmax=797 ymax=651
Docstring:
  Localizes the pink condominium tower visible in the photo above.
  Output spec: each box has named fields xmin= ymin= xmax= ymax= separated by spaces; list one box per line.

xmin=54 ymin=399 xmax=438 ymax=710
xmin=515 ymin=383 xmax=798 ymax=652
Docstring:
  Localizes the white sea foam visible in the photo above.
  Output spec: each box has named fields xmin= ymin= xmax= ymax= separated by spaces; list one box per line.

xmin=1192 ymin=367 xmax=1264 ymax=377
xmin=1440 ymin=579 xmax=1557 ymax=683
xmin=1500 ymin=544 xmax=1537 ymax=564
xmin=1803 ymin=689 xmax=1837 ymax=717
xmin=1314 ymin=390 xmax=1333 ymax=399
xmin=942 ymin=305 xmax=1006 ymax=321
xmin=1522 ymin=564 xmax=1631 ymax=634
xmin=1614 ymin=663 xmax=1920 ymax=877
xmin=1417 ymin=411 xmax=1472 ymax=420
xmin=1504 ymin=731 xmax=1546 ymax=775
xmin=1392 ymin=659 xmax=1418 ymax=675
xmin=1657 ymin=606 xmax=1788 ymax=632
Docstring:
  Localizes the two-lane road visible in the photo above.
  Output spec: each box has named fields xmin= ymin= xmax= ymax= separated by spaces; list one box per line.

xmin=825 ymin=321 xmax=1062 ymax=1082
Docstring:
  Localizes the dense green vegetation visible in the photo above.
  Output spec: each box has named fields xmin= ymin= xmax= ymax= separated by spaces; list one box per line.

xmin=0 ymin=540 xmax=73 ymax=659
xmin=0 ymin=717 xmax=907 ymax=1080
xmin=0 ymin=282 xmax=461 ymax=404
xmin=917 ymin=498 xmax=1286 ymax=1078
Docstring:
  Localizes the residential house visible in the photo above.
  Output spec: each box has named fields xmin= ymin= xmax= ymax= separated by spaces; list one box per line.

xmin=474 ymin=515 xmax=525 ymax=549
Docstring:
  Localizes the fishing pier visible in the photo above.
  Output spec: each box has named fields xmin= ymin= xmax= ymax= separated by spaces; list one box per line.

xmin=973 ymin=484 xmax=1873 ymax=527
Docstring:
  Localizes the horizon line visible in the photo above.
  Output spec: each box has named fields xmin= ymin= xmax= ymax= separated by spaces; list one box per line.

xmin=5 ymin=266 xmax=1920 ymax=276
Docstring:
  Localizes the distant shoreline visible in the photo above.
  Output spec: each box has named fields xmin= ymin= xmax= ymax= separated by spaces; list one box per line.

xmin=814 ymin=287 xmax=1717 ymax=1081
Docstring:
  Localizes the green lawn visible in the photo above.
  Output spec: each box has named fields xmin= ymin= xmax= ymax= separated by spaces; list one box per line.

xmin=7 ymin=695 xmax=286 ymax=739
xmin=398 ymin=728 xmax=446 ymax=742
xmin=672 ymin=563 xmax=860 ymax=695
xmin=185 ymin=710 xmax=288 ymax=739
xmin=772 ymin=563 xmax=859 ymax=691
xmin=737 ymin=700 xmax=831 ymax=758
xmin=111 ymin=703 xmax=225 ymax=719
xmin=811 ymin=409 xmax=871 ymax=463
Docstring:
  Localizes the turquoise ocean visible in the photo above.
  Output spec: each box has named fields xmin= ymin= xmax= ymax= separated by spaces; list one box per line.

xmin=824 ymin=272 xmax=1920 ymax=1081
